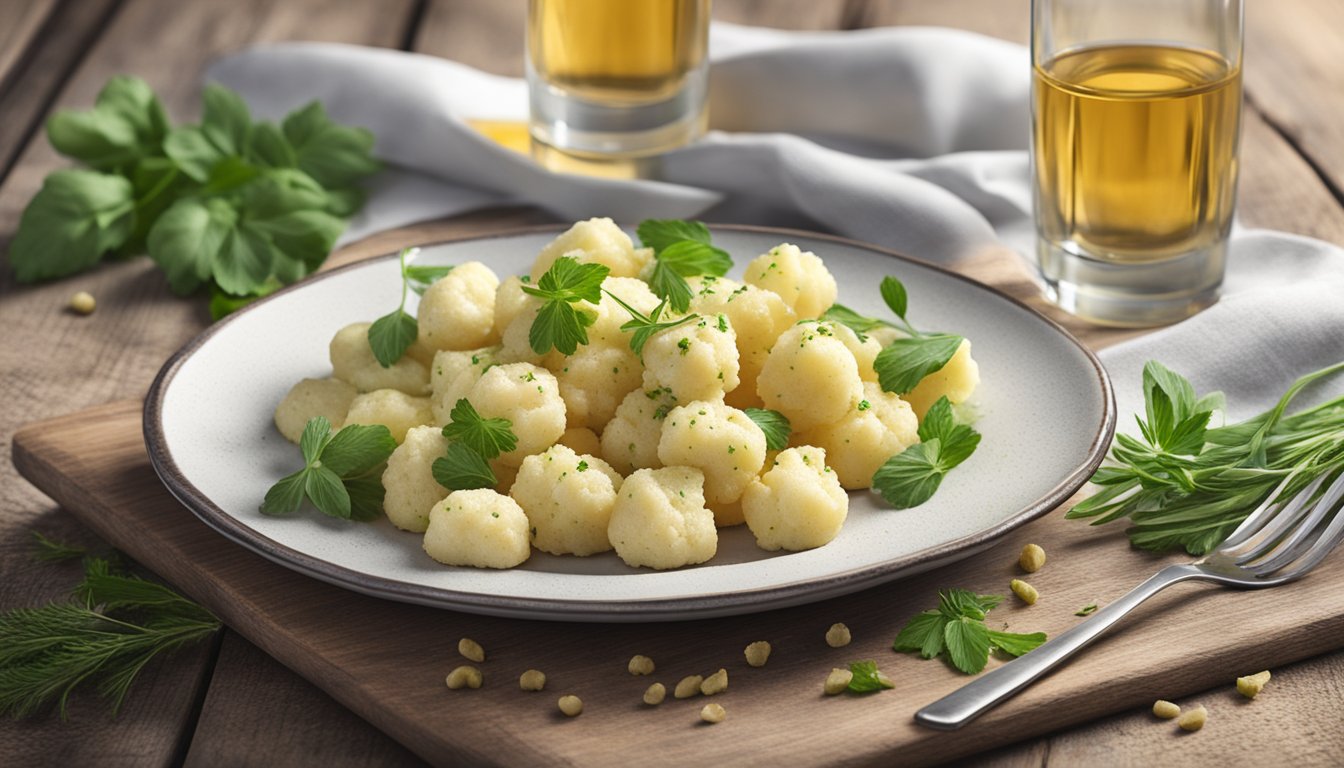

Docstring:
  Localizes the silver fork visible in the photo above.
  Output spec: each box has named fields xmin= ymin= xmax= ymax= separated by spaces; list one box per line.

xmin=915 ymin=470 xmax=1344 ymax=730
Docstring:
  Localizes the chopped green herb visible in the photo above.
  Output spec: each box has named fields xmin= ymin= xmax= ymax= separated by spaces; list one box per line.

xmin=1075 ymin=603 xmax=1099 ymax=617
xmin=845 ymin=660 xmax=895 ymax=693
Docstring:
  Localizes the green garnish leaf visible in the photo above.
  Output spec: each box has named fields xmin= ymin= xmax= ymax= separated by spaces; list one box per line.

xmin=30 ymin=531 xmax=88 ymax=563
xmin=894 ymin=589 xmax=1042 ymax=675
xmin=0 ymin=555 xmax=219 ymax=719
xmin=432 ymin=442 xmax=498 ymax=491
xmin=281 ymin=101 xmax=382 ymax=189
xmin=846 ymin=660 xmax=895 ymax=693
xmin=366 ymin=247 xmax=423 ymax=367
xmin=871 ymin=397 xmax=980 ymax=509
xmin=604 ymin=291 xmax=698 ymax=357
xmin=873 ymin=333 xmax=965 ymax=395
xmin=880 ymin=276 xmax=909 ymax=319
xmin=404 ymin=264 xmax=455 ymax=295
xmin=636 ymin=219 xmax=732 ymax=313
xmin=1068 ymin=360 xmax=1344 ymax=555
xmin=744 ymin=408 xmax=792 ymax=451
xmin=522 ymin=256 xmax=610 ymax=355
xmin=820 ymin=303 xmax=893 ymax=342
xmin=1074 ymin=603 xmax=1099 ymax=617
xmin=9 ymin=170 xmax=135 ymax=283
xmin=442 ymin=399 xmax=518 ymax=461
xmin=262 ymin=417 xmax=395 ymax=520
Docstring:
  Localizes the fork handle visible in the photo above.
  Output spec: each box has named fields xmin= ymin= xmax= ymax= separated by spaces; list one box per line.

xmin=914 ymin=563 xmax=1202 ymax=730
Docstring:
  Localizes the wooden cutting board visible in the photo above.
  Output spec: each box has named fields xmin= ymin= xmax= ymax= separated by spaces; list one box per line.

xmin=13 ymin=400 xmax=1344 ymax=767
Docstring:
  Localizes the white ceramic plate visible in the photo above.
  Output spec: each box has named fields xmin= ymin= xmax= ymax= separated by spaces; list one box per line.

xmin=145 ymin=225 xmax=1114 ymax=622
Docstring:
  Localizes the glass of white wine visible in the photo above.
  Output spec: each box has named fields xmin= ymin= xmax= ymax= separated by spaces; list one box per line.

xmin=1032 ymin=0 xmax=1243 ymax=327
xmin=526 ymin=0 xmax=710 ymax=179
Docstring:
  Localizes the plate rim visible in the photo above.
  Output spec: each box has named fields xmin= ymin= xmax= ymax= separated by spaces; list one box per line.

xmin=143 ymin=223 xmax=1117 ymax=620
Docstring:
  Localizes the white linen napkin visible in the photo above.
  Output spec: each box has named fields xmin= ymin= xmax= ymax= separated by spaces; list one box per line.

xmin=207 ymin=23 xmax=1344 ymax=416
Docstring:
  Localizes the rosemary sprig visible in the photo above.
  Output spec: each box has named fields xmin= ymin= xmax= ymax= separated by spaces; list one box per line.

xmin=0 ymin=546 xmax=220 ymax=719
xmin=1068 ymin=360 xmax=1344 ymax=555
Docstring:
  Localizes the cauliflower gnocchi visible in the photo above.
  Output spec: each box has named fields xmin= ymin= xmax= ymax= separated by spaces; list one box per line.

xmin=608 ymin=467 xmax=717 ymax=569
xmin=742 ymin=446 xmax=848 ymax=551
xmin=510 ymin=445 xmax=623 ymax=556
xmin=330 ymin=322 xmax=430 ymax=395
xmin=270 ymin=219 xmax=984 ymax=573
xmin=417 ymin=261 xmax=500 ymax=352
xmin=658 ymin=400 xmax=767 ymax=523
xmin=423 ymin=489 xmax=531 ymax=569
xmin=274 ymin=378 xmax=356 ymax=444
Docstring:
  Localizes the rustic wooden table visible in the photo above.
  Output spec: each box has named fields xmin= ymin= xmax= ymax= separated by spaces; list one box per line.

xmin=2 ymin=1 xmax=1342 ymax=766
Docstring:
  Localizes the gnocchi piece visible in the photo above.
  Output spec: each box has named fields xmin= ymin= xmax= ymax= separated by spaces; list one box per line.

xmin=329 ymin=322 xmax=430 ymax=395
xmin=742 ymin=243 xmax=837 ymax=319
xmin=757 ymin=322 xmax=863 ymax=432
xmin=657 ymin=401 xmax=767 ymax=520
xmin=689 ymin=276 xmax=796 ymax=409
xmin=902 ymin=339 xmax=980 ymax=419
xmin=381 ymin=425 xmax=450 ymax=532
xmin=344 ymin=389 xmax=433 ymax=443
xmin=544 ymin=341 xmax=643 ymax=431
xmin=510 ymin=445 xmax=623 ymax=556
xmin=797 ymin=382 xmax=919 ymax=489
xmin=600 ymin=388 xmax=676 ymax=476
xmin=465 ymin=363 xmax=566 ymax=466
xmin=496 ymin=293 xmax=546 ymax=365
xmin=274 ymin=377 xmax=357 ymax=444
xmin=422 ymin=489 xmax=531 ymax=569
xmin=429 ymin=347 xmax=498 ymax=426
xmin=531 ymin=217 xmax=648 ymax=280
xmin=607 ymin=467 xmax=717 ymax=570
xmin=416 ymin=261 xmax=500 ymax=352
xmin=741 ymin=446 xmax=848 ymax=552
xmin=557 ymin=427 xmax=601 ymax=457
xmin=642 ymin=314 xmax=739 ymax=402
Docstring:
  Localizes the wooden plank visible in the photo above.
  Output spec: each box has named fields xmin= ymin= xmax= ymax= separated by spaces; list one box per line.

xmin=0 ymin=1 xmax=419 ymax=766
xmin=0 ymin=0 xmax=120 ymax=181
xmin=183 ymin=632 xmax=429 ymax=768
xmin=1243 ymin=0 xmax=1344 ymax=212
xmin=17 ymin=377 xmax=1344 ymax=767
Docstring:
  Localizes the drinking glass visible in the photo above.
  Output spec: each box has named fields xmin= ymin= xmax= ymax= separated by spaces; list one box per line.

xmin=1032 ymin=0 xmax=1244 ymax=326
xmin=526 ymin=0 xmax=710 ymax=178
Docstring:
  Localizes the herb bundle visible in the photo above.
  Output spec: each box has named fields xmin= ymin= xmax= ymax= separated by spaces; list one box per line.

xmin=1068 ymin=360 xmax=1344 ymax=555
xmin=0 ymin=542 xmax=220 ymax=719
xmin=10 ymin=76 xmax=379 ymax=317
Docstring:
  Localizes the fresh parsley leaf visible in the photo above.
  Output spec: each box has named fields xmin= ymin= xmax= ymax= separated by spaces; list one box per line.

xmin=367 ymin=247 xmax=422 ymax=367
xmin=846 ymin=660 xmax=895 ymax=693
xmin=46 ymin=76 xmax=168 ymax=172
xmin=442 ymin=399 xmax=518 ymax=460
xmin=405 ymin=264 xmax=455 ymax=295
xmin=894 ymin=590 xmax=1041 ymax=675
xmin=820 ymin=303 xmax=893 ymax=342
xmin=522 ymin=256 xmax=611 ymax=355
xmin=873 ymin=333 xmax=965 ymax=395
xmin=943 ymin=617 xmax=992 ymax=675
xmin=604 ymin=292 xmax=697 ymax=357
xmin=261 ymin=417 xmax=395 ymax=520
xmin=987 ymin=630 xmax=1048 ymax=658
xmin=636 ymin=219 xmax=732 ymax=313
xmin=891 ymin=610 xmax=947 ymax=659
xmin=432 ymin=442 xmax=498 ymax=491
xmin=879 ymin=275 xmax=909 ymax=319
xmin=9 ymin=170 xmax=135 ymax=282
xmin=744 ymin=408 xmax=791 ymax=451
xmin=871 ymin=397 xmax=980 ymax=509
xmin=1075 ymin=603 xmax=1099 ymax=617
xmin=281 ymin=101 xmax=381 ymax=189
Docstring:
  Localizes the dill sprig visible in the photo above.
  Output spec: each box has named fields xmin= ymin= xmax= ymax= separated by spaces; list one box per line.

xmin=1068 ymin=360 xmax=1344 ymax=555
xmin=0 ymin=549 xmax=220 ymax=719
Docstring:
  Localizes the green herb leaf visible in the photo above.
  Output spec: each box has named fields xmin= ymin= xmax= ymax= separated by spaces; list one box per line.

xmin=987 ymin=630 xmax=1047 ymax=658
xmin=846 ymin=660 xmax=895 ymax=693
xmin=30 ymin=531 xmax=87 ymax=563
xmin=873 ymin=333 xmax=964 ymax=395
xmin=917 ymin=396 xmax=982 ymax=467
xmin=522 ymin=256 xmax=610 ymax=355
xmin=432 ymin=442 xmax=498 ymax=491
xmin=304 ymin=465 xmax=351 ymax=519
xmin=647 ymin=260 xmax=696 ymax=314
xmin=281 ymin=101 xmax=381 ymax=188
xmin=820 ymin=303 xmax=893 ymax=342
xmin=299 ymin=415 xmax=333 ymax=464
xmin=343 ymin=472 xmax=387 ymax=522
xmin=892 ymin=611 xmax=947 ymax=659
xmin=636 ymin=219 xmax=732 ymax=313
xmin=636 ymin=219 xmax=712 ymax=251
xmin=943 ymin=617 xmax=992 ymax=675
xmin=320 ymin=423 xmax=397 ymax=476
xmin=260 ymin=469 xmax=309 ymax=516
xmin=871 ymin=441 xmax=944 ymax=509
xmin=146 ymin=197 xmax=233 ymax=294
xmin=744 ymin=408 xmax=792 ymax=451
xmin=262 ymin=418 xmax=393 ymax=521
xmin=368 ymin=310 xmax=417 ymax=368
xmin=405 ymin=264 xmax=455 ymax=295
xmin=10 ymin=170 xmax=135 ymax=282
xmin=442 ymin=399 xmax=518 ymax=460
xmin=604 ymin=292 xmax=698 ymax=357
xmin=46 ymin=76 xmax=168 ymax=172
xmin=1074 ymin=603 xmax=1099 ymax=617
xmin=880 ymin=276 xmax=909 ymax=319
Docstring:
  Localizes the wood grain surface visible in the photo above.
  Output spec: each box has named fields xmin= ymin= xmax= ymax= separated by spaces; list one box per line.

xmin=15 ymin=399 xmax=1344 ymax=768
xmin=2 ymin=1 xmax=1344 ymax=766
